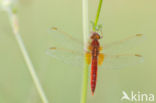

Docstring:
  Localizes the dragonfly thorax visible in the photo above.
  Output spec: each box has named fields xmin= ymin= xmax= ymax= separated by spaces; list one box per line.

xmin=90 ymin=32 xmax=101 ymax=40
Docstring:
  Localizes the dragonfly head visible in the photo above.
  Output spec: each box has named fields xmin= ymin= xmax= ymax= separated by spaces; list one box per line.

xmin=90 ymin=32 xmax=101 ymax=40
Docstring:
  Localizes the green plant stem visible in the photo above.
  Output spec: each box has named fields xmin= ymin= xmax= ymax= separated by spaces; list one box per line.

xmin=81 ymin=63 xmax=89 ymax=103
xmin=81 ymin=0 xmax=89 ymax=103
xmin=2 ymin=1 xmax=49 ymax=103
xmin=9 ymin=14 xmax=49 ymax=103
xmin=82 ymin=0 xmax=89 ymax=47
xmin=81 ymin=0 xmax=103 ymax=103
xmin=93 ymin=0 xmax=103 ymax=31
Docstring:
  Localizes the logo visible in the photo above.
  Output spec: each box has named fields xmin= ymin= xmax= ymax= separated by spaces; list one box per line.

xmin=121 ymin=91 xmax=155 ymax=102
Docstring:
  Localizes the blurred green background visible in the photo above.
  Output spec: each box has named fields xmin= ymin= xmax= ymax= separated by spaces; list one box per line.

xmin=0 ymin=0 xmax=156 ymax=103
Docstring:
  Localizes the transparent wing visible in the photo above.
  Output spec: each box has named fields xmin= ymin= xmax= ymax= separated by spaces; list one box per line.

xmin=47 ymin=27 xmax=88 ymax=66
xmin=47 ymin=32 xmax=144 ymax=69
xmin=48 ymin=27 xmax=83 ymax=51
xmin=100 ymin=53 xmax=144 ymax=69
xmin=102 ymin=34 xmax=144 ymax=54
xmin=46 ymin=47 xmax=84 ymax=66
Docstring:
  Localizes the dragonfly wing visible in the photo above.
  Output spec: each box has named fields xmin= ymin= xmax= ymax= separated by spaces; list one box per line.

xmin=100 ymin=53 xmax=144 ymax=69
xmin=49 ymin=27 xmax=83 ymax=51
xmin=46 ymin=47 xmax=84 ymax=66
xmin=102 ymin=34 xmax=144 ymax=54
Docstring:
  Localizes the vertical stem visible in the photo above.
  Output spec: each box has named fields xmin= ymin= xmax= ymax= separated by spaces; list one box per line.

xmin=2 ymin=1 xmax=49 ymax=103
xmin=82 ymin=0 xmax=89 ymax=47
xmin=81 ymin=0 xmax=89 ymax=103
xmin=81 ymin=63 xmax=89 ymax=103
xmin=81 ymin=0 xmax=103 ymax=103
xmin=93 ymin=0 xmax=103 ymax=31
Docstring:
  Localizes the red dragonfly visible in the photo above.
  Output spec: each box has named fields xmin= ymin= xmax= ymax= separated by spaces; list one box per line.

xmin=47 ymin=27 xmax=144 ymax=95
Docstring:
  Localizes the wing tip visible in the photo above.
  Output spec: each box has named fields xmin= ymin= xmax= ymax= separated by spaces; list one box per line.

xmin=46 ymin=47 xmax=57 ymax=56
xmin=136 ymin=33 xmax=144 ymax=37
xmin=135 ymin=54 xmax=142 ymax=57
xmin=51 ymin=27 xmax=58 ymax=31
xmin=50 ymin=47 xmax=56 ymax=50
xmin=135 ymin=54 xmax=144 ymax=63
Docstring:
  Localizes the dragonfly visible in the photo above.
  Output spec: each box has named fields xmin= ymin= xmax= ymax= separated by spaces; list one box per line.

xmin=47 ymin=27 xmax=144 ymax=96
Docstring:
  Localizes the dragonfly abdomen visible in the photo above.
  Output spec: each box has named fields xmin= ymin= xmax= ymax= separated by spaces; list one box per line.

xmin=90 ymin=38 xmax=100 ymax=96
xmin=91 ymin=56 xmax=98 ymax=96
